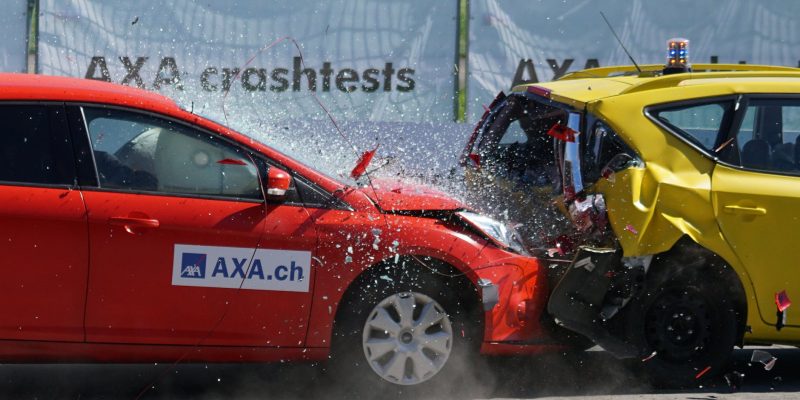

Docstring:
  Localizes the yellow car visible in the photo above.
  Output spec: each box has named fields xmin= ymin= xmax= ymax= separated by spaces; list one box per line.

xmin=463 ymin=48 xmax=800 ymax=386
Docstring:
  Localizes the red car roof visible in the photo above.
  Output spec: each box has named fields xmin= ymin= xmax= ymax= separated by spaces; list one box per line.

xmin=0 ymin=73 xmax=182 ymax=112
xmin=0 ymin=73 xmax=353 ymax=196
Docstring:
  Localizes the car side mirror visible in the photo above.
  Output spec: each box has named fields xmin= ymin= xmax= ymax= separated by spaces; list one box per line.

xmin=265 ymin=166 xmax=292 ymax=201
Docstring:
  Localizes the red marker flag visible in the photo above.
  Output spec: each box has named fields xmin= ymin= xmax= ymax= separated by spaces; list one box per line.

xmin=350 ymin=147 xmax=378 ymax=179
xmin=776 ymin=290 xmax=791 ymax=312
xmin=547 ymin=123 xmax=576 ymax=142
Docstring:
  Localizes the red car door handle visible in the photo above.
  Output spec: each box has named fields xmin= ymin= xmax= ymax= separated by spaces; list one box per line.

xmin=109 ymin=217 xmax=160 ymax=234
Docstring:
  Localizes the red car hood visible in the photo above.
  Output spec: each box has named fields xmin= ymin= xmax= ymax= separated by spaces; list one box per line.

xmin=361 ymin=179 xmax=465 ymax=212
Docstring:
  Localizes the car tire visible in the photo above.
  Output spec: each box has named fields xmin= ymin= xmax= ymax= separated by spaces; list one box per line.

xmin=622 ymin=264 xmax=738 ymax=388
xmin=328 ymin=262 xmax=483 ymax=396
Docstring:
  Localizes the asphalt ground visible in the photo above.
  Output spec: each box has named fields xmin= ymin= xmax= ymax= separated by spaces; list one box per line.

xmin=0 ymin=346 xmax=797 ymax=399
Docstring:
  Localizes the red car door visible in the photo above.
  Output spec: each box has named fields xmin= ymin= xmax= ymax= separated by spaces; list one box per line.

xmin=0 ymin=104 xmax=88 ymax=342
xmin=71 ymin=106 xmax=316 ymax=347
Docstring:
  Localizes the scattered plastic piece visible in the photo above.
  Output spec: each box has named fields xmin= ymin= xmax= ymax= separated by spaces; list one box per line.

xmin=714 ymin=137 xmax=736 ymax=153
xmin=642 ymin=350 xmax=657 ymax=362
xmin=601 ymin=166 xmax=616 ymax=183
xmin=695 ymin=365 xmax=711 ymax=379
xmin=751 ymin=349 xmax=777 ymax=371
xmin=546 ymin=248 xmax=562 ymax=257
xmin=625 ymin=224 xmax=638 ymax=235
xmin=553 ymin=235 xmax=574 ymax=255
xmin=723 ymin=371 xmax=744 ymax=391
xmin=546 ymin=123 xmax=576 ymax=142
xmin=568 ymin=196 xmax=594 ymax=232
xmin=467 ymin=153 xmax=481 ymax=169
xmin=350 ymin=147 xmax=377 ymax=179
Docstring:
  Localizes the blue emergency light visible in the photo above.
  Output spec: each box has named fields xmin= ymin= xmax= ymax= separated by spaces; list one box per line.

xmin=664 ymin=38 xmax=691 ymax=74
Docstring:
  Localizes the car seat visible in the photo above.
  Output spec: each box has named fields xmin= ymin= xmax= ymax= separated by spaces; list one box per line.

xmin=772 ymin=142 xmax=795 ymax=172
xmin=740 ymin=139 xmax=771 ymax=170
xmin=756 ymin=106 xmax=783 ymax=147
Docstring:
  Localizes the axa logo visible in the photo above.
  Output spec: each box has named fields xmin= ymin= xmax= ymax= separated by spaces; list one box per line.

xmin=209 ymin=257 xmax=304 ymax=282
xmin=173 ymin=245 xmax=310 ymax=292
xmin=178 ymin=252 xmax=304 ymax=282
xmin=181 ymin=253 xmax=207 ymax=278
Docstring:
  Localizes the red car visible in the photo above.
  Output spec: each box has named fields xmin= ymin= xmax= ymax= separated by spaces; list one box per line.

xmin=0 ymin=74 xmax=558 ymax=389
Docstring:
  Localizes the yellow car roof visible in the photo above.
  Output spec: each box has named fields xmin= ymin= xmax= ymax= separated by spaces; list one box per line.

xmin=512 ymin=63 xmax=800 ymax=107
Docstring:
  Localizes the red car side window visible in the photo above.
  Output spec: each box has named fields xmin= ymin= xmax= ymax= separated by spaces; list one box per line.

xmin=82 ymin=107 xmax=262 ymax=200
xmin=0 ymin=105 xmax=74 ymax=186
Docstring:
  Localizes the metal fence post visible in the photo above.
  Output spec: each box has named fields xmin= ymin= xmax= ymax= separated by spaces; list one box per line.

xmin=26 ymin=0 xmax=38 ymax=74
xmin=454 ymin=0 xmax=468 ymax=122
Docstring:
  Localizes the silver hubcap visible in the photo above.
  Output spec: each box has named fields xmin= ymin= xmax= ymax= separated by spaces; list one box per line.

xmin=362 ymin=291 xmax=453 ymax=385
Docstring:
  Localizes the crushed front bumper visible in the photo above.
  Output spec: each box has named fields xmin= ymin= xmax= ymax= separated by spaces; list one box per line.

xmin=472 ymin=247 xmax=566 ymax=355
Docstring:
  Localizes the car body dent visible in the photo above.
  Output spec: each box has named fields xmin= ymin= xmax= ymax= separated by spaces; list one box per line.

xmin=588 ymin=96 xmax=762 ymax=330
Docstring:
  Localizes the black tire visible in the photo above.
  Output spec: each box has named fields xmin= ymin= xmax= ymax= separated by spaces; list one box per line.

xmin=327 ymin=260 xmax=483 ymax=397
xmin=623 ymin=269 xmax=738 ymax=388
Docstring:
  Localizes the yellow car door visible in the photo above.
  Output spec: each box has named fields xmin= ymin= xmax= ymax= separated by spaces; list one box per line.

xmin=712 ymin=97 xmax=800 ymax=329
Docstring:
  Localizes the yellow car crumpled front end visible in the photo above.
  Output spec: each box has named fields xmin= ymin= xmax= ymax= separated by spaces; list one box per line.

xmin=463 ymin=62 xmax=800 ymax=387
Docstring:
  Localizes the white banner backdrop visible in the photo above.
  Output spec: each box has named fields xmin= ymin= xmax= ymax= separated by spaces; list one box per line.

xmin=469 ymin=0 xmax=800 ymax=122
xmin=0 ymin=0 xmax=29 ymax=73
xmin=38 ymin=0 xmax=458 ymax=123
xmin=38 ymin=1 xmax=468 ymax=195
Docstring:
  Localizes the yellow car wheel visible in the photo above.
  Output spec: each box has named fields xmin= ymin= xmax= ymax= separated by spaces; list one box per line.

xmin=624 ymin=266 xmax=738 ymax=388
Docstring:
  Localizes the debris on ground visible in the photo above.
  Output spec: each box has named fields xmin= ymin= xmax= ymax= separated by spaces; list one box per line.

xmin=641 ymin=350 xmax=657 ymax=362
xmin=723 ymin=370 xmax=744 ymax=391
xmin=751 ymin=349 xmax=777 ymax=371
xmin=695 ymin=366 xmax=711 ymax=379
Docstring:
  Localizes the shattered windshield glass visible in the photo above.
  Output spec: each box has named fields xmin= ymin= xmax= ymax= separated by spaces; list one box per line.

xmin=192 ymin=108 xmax=359 ymax=186
xmin=464 ymin=93 xmax=572 ymax=249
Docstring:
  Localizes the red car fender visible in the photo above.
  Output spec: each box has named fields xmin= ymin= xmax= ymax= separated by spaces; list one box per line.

xmin=471 ymin=246 xmax=549 ymax=345
xmin=305 ymin=212 xmax=547 ymax=350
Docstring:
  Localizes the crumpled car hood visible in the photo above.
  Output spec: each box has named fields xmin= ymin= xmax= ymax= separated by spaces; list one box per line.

xmin=361 ymin=179 xmax=465 ymax=212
